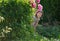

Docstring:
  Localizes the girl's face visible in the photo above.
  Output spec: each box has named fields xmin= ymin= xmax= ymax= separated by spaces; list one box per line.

xmin=36 ymin=12 xmax=42 ymax=18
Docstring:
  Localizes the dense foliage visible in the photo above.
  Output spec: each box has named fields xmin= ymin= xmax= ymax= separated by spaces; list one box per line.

xmin=0 ymin=0 xmax=38 ymax=41
xmin=40 ymin=0 xmax=60 ymax=25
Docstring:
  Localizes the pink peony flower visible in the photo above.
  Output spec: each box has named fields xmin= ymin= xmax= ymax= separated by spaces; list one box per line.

xmin=31 ymin=3 xmax=36 ymax=8
xmin=36 ymin=0 xmax=40 ymax=3
xmin=38 ymin=4 xmax=43 ymax=11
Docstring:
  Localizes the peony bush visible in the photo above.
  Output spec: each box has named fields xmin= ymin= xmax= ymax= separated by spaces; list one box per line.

xmin=0 ymin=0 xmax=37 ymax=41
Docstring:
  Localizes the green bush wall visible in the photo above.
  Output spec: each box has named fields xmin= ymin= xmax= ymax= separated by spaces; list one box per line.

xmin=0 ymin=0 xmax=39 ymax=41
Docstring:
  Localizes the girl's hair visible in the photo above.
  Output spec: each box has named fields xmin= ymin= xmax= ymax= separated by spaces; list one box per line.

xmin=35 ymin=11 xmax=43 ymax=18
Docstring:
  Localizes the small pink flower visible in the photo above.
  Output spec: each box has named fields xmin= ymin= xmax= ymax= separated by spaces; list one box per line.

xmin=38 ymin=4 xmax=43 ymax=11
xmin=36 ymin=0 xmax=40 ymax=3
xmin=31 ymin=3 xmax=36 ymax=8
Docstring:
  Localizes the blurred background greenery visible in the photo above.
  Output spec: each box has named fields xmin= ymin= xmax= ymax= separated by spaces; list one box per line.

xmin=36 ymin=0 xmax=60 ymax=39
xmin=39 ymin=0 xmax=60 ymax=25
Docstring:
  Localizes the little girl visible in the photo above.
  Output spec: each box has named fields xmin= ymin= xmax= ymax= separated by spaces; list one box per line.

xmin=29 ymin=0 xmax=43 ymax=36
xmin=32 ymin=10 xmax=43 ymax=31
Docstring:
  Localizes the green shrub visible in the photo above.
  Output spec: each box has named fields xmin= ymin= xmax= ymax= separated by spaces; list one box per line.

xmin=0 ymin=0 xmax=41 ymax=41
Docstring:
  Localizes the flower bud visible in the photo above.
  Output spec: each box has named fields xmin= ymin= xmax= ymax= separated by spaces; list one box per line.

xmin=36 ymin=0 xmax=40 ymax=3
xmin=38 ymin=4 xmax=43 ymax=11
xmin=31 ymin=3 xmax=36 ymax=8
